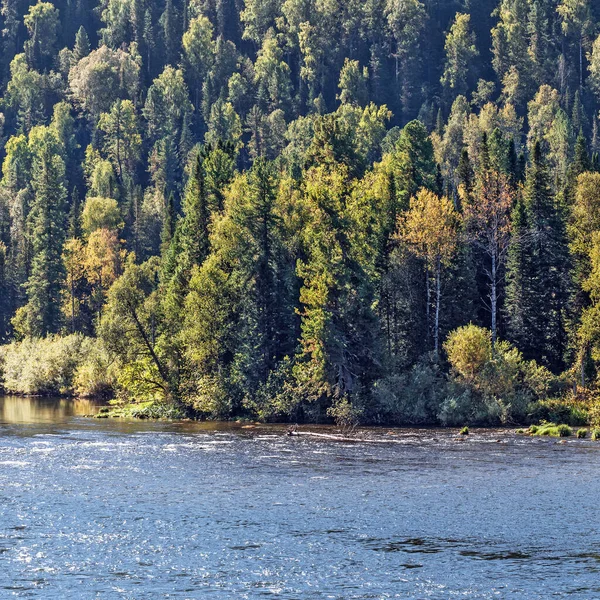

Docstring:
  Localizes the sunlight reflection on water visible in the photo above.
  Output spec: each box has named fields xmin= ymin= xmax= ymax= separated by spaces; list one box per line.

xmin=0 ymin=396 xmax=599 ymax=598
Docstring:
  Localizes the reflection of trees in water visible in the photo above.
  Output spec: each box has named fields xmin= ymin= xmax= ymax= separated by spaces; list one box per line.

xmin=0 ymin=396 xmax=98 ymax=424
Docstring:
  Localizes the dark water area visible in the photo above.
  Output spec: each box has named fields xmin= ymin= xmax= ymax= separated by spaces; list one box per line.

xmin=1 ymin=396 xmax=600 ymax=598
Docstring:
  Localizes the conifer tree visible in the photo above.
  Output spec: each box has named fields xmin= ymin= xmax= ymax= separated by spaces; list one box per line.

xmin=73 ymin=25 xmax=90 ymax=61
xmin=19 ymin=137 xmax=67 ymax=337
xmin=505 ymin=142 xmax=571 ymax=371
xmin=163 ymin=151 xmax=210 ymax=317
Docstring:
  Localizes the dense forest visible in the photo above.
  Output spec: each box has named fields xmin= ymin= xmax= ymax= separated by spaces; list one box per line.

xmin=2 ymin=0 xmax=600 ymax=425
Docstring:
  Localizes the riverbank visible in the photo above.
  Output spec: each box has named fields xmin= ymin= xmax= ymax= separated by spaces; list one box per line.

xmin=2 ymin=331 xmax=594 ymax=429
xmin=0 ymin=389 xmax=593 ymax=435
xmin=0 ymin=394 xmax=596 ymax=443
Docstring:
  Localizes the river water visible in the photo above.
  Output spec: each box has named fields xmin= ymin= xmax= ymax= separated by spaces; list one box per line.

xmin=1 ymin=395 xmax=599 ymax=599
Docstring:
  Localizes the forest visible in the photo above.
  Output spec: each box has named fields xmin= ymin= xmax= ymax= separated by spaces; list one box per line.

xmin=1 ymin=0 xmax=600 ymax=425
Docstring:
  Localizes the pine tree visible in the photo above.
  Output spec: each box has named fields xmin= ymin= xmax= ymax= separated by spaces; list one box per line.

xmin=505 ymin=191 xmax=529 ymax=350
xmin=505 ymin=142 xmax=571 ymax=371
xmin=507 ymin=139 xmax=518 ymax=186
xmin=573 ymin=130 xmax=591 ymax=175
xmin=73 ymin=25 xmax=90 ymax=61
xmin=20 ymin=142 xmax=67 ymax=337
xmin=571 ymin=89 xmax=587 ymax=133
xmin=457 ymin=148 xmax=473 ymax=210
xmin=143 ymin=9 xmax=156 ymax=78
xmin=238 ymin=158 xmax=290 ymax=385
xmin=161 ymin=0 xmax=179 ymax=67
xmin=0 ymin=242 xmax=8 ymax=340
xmin=163 ymin=151 xmax=210 ymax=315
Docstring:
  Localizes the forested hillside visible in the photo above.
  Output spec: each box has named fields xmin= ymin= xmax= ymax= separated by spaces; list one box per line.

xmin=1 ymin=0 xmax=600 ymax=424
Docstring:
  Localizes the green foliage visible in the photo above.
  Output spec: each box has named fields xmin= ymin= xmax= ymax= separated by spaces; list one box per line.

xmin=441 ymin=13 xmax=479 ymax=98
xmin=528 ymin=397 xmax=589 ymax=426
xmin=443 ymin=325 xmax=554 ymax=425
xmin=18 ymin=126 xmax=67 ymax=337
xmin=528 ymin=422 xmax=572 ymax=437
xmin=371 ymin=359 xmax=448 ymax=425
xmin=0 ymin=0 xmax=599 ymax=423
xmin=505 ymin=143 xmax=571 ymax=373
xmin=81 ymin=196 xmax=123 ymax=233
xmin=577 ymin=428 xmax=587 ymax=438
xmin=0 ymin=334 xmax=115 ymax=396
xmin=327 ymin=397 xmax=363 ymax=432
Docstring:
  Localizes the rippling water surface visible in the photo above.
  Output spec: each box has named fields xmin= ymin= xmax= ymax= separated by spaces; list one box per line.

xmin=1 ymin=395 xmax=600 ymax=599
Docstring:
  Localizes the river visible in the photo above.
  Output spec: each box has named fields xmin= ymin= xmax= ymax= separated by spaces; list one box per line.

xmin=0 ymin=395 xmax=599 ymax=599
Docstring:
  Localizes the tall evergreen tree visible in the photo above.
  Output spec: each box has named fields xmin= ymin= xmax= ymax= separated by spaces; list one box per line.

xmin=19 ymin=138 xmax=67 ymax=337
xmin=505 ymin=142 xmax=571 ymax=371
xmin=163 ymin=150 xmax=210 ymax=315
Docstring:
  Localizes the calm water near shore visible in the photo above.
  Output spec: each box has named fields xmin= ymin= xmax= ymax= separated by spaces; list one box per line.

xmin=1 ymin=395 xmax=599 ymax=599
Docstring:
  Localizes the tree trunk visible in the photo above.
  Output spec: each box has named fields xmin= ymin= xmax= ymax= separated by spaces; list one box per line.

xmin=580 ymin=38 xmax=583 ymax=90
xmin=425 ymin=264 xmax=431 ymax=349
xmin=434 ymin=256 xmax=441 ymax=356
xmin=71 ymin=276 xmax=75 ymax=334
xmin=491 ymin=250 xmax=497 ymax=348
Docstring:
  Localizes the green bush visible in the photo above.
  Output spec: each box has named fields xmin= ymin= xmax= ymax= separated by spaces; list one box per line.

xmin=73 ymin=338 xmax=117 ymax=397
xmin=443 ymin=326 xmax=554 ymax=426
xmin=189 ymin=375 xmax=232 ymax=420
xmin=577 ymin=428 xmax=587 ymax=439
xmin=0 ymin=335 xmax=116 ymax=397
xmin=327 ymin=397 xmax=363 ymax=432
xmin=437 ymin=387 xmax=506 ymax=426
xmin=592 ymin=429 xmax=600 ymax=441
xmin=459 ymin=426 xmax=469 ymax=435
xmin=528 ymin=398 xmax=589 ymax=426
xmin=529 ymin=422 xmax=572 ymax=437
xmin=371 ymin=359 xmax=448 ymax=425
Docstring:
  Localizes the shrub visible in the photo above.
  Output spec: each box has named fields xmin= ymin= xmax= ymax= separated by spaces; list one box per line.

xmin=556 ymin=424 xmax=572 ymax=437
xmin=592 ymin=429 xmax=600 ymax=441
xmin=327 ymin=397 xmax=363 ymax=433
xmin=437 ymin=386 xmax=506 ymax=426
xmin=459 ymin=426 xmax=469 ymax=435
xmin=0 ymin=335 xmax=115 ymax=397
xmin=371 ymin=359 xmax=448 ymax=425
xmin=189 ymin=375 xmax=232 ymax=420
xmin=529 ymin=422 xmax=572 ymax=437
xmin=73 ymin=338 xmax=117 ymax=397
xmin=242 ymin=357 xmax=301 ymax=421
xmin=577 ymin=428 xmax=587 ymax=439
xmin=529 ymin=397 xmax=589 ymax=426
xmin=444 ymin=324 xmax=492 ymax=382
xmin=443 ymin=326 xmax=555 ymax=425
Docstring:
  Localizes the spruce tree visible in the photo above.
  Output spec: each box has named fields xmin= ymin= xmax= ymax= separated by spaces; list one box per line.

xmin=457 ymin=148 xmax=473 ymax=210
xmin=506 ymin=142 xmax=571 ymax=371
xmin=161 ymin=192 xmax=176 ymax=255
xmin=573 ymin=130 xmax=591 ymax=175
xmin=21 ymin=144 xmax=67 ymax=336
xmin=73 ymin=26 xmax=90 ymax=61
xmin=163 ymin=151 xmax=210 ymax=314
xmin=505 ymin=192 xmax=529 ymax=352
